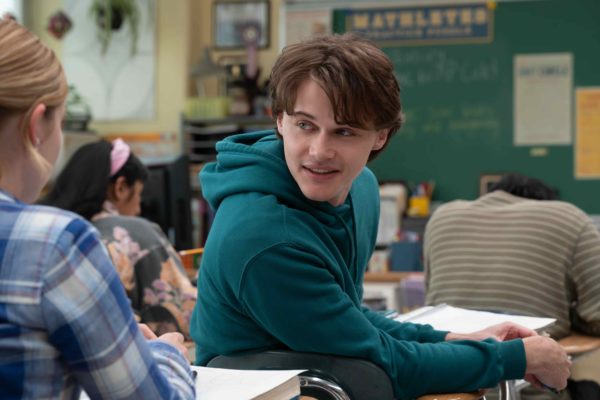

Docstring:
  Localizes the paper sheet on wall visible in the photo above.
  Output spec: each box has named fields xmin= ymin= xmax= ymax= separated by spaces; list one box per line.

xmin=514 ymin=53 xmax=572 ymax=145
xmin=575 ymin=88 xmax=600 ymax=179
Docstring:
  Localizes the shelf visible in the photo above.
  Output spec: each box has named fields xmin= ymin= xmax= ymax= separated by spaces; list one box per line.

xmin=181 ymin=115 xmax=276 ymax=246
xmin=181 ymin=114 xmax=275 ymax=165
xmin=184 ymin=115 xmax=273 ymax=126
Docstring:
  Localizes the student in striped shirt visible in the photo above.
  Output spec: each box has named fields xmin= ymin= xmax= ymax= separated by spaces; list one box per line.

xmin=0 ymin=18 xmax=194 ymax=399
xmin=425 ymin=173 xmax=600 ymax=340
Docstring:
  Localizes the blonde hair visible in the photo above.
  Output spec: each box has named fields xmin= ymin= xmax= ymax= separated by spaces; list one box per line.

xmin=0 ymin=18 xmax=68 ymax=177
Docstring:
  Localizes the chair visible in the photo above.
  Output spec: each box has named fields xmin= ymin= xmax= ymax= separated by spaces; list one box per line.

xmin=207 ymin=350 xmax=509 ymax=400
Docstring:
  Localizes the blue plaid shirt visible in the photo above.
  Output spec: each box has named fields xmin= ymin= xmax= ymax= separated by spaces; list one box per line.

xmin=0 ymin=190 xmax=195 ymax=399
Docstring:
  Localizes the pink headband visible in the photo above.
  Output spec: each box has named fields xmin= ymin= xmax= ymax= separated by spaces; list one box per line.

xmin=110 ymin=138 xmax=131 ymax=176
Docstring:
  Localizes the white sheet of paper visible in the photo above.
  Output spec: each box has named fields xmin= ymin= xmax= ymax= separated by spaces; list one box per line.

xmin=395 ymin=304 xmax=555 ymax=333
xmin=514 ymin=53 xmax=573 ymax=145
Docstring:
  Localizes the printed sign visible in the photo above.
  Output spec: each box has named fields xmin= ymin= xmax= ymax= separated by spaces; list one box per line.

xmin=338 ymin=2 xmax=494 ymax=46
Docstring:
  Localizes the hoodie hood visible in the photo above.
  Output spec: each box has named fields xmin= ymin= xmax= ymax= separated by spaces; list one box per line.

xmin=200 ymin=130 xmax=351 ymax=224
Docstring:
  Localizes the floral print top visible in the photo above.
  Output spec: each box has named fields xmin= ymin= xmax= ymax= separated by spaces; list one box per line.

xmin=92 ymin=203 xmax=196 ymax=339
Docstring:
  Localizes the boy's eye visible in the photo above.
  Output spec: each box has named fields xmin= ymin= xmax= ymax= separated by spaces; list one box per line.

xmin=298 ymin=121 xmax=313 ymax=130
xmin=337 ymin=128 xmax=354 ymax=137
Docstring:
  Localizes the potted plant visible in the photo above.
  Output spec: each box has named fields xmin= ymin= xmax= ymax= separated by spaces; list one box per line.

xmin=64 ymin=85 xmax=92 ymax=131
xmin=90 ymin=0 xmax=140 ymax=55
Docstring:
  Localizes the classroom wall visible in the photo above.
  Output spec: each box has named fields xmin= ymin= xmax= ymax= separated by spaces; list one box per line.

xmin=332 ymin=0 xmax=600 ymax=213
xmin=26 ymin=1 xmax=600 ymax=213
xmin=26 ymin=0 xmax=191 ymax=136
xmin=189 ymin=0 xmax=283 ymax=98
xmin=26 ymin=0 xmax=283 ymax=134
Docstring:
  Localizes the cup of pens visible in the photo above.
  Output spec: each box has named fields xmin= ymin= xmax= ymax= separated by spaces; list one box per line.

xmin=407 ymin=181 xmax=435 ymax=217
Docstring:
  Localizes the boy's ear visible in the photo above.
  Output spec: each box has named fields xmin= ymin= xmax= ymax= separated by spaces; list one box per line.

xmin=27 ymin=103 xmax=47 ymax=147
xmin=276 ymin=113 xmax=284 ymax=133
xmin=372 ymin=129 xmax=390 ymax=151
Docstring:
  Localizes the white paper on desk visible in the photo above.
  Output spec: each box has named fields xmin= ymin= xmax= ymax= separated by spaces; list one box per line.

xmin=394 ymin=304 xmax=555 ymax=333
xmin=193 ymin=365 xmax=305 ymax=400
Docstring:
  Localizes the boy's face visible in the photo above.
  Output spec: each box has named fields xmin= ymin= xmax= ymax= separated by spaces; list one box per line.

xmin=277 ymin=79 xmax=388 ymax=207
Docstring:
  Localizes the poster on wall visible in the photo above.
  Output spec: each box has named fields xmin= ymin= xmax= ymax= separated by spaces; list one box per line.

xmin=513 ymin=53 xmax=572 ymax=146
xmin=575 ymin=87 xmax=600 ymax=179
xmin=284 ymin=9 xmax=331 ymax=46
xmin=62 ymin=0 xmax=156 ymax=121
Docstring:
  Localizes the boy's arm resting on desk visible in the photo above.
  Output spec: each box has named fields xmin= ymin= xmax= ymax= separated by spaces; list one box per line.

xmin=42 ymin=224 xmax=195 ymax=399
xmin=361 ymin=305 xmax=448 ymax=343
xmin=239 ymin=245 xmax=526 ymax=399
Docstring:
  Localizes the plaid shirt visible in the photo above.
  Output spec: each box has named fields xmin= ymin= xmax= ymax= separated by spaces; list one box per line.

xmin=0 ymin=190 xmax=194 ymax=399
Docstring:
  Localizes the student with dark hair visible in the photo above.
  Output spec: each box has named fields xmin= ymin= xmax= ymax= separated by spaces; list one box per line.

xmin=0 ymin=18 xmax=194 ymax=398
xmin=489 ymin=173 xmax=559 ymax=201
xmin=190 ymin=34 xmax=571 ymax=399
xmin=42 ymin=139 xmax=196 ymax=339
xmin=44 ymin=138 xmax=149 ymax=219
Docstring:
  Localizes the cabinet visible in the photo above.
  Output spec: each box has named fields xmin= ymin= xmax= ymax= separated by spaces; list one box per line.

xmin=181 ymin=115 xmax=274 ymax=164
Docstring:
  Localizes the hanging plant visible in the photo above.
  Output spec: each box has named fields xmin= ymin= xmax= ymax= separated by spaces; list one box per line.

xmin=89 ymin=0 xmax=140 ymax=55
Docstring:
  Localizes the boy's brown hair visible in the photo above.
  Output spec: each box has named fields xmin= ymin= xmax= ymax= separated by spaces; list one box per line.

xmin=269 ymin=33 xmax=403 ymax=160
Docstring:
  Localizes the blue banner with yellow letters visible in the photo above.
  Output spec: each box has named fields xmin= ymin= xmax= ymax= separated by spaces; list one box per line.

xmin=334 ymin=2 xmax=494 ymax=46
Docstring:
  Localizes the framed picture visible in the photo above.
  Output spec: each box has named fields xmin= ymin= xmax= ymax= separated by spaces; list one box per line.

xmin=213 ymin=0 xmax=270 ymax=49
xmin=479 ymin=174 xmax=503 ymax=196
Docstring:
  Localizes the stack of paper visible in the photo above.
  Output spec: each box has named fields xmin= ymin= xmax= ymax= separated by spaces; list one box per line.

xmin=394 ymin=304 xmax=556 ymax=333
xmin=193 ymin=366 xmax=304 ymax=400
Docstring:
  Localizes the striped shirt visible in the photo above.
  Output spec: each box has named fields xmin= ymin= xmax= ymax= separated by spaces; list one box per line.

xmin=0 ymin=190 xmax=194 ymax=399
xmin=424 ymin=190 xmax=600 ymax=339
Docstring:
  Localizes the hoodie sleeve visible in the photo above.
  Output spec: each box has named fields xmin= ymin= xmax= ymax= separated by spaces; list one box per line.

xmin=360 ymin=306 xmax=448 ymax=343
xmin=239 ymin=244 xmax=526 ymax=400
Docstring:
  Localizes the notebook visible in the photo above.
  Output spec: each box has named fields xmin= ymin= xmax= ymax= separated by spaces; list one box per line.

xmin=193 ymin=365 xmax=304 ymax=400
xmin=394 ymin=304 xmax=556 ymax=333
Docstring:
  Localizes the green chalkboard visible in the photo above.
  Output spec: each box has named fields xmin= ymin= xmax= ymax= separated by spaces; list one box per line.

xmin=334 ymin=0 xmax=600 ymax=213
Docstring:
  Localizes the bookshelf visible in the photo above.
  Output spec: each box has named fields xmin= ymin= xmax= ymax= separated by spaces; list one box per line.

xmin=181 ymin=115 xmax=274 ymax=246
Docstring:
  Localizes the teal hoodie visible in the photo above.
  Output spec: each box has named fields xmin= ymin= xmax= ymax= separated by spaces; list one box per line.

xmin=190 ymin=131 xmax=526 ymax=399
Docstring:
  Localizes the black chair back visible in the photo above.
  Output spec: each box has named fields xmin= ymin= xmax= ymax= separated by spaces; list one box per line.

xmin=207 ymin=350 xmax=395 ymax=400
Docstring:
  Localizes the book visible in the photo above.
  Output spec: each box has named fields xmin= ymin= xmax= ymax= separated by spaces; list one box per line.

xmin=80 ymin=366 xmax=303 ymax=400
xmin=394 ymin=304 xmax=556 ymax=334
xmin=192 ymin=365 xmax=305 ymax=400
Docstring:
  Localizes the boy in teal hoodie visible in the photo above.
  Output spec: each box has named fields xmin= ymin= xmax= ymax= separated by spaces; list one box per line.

xmin=190 ymin=33 xmax=571 ymax=399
